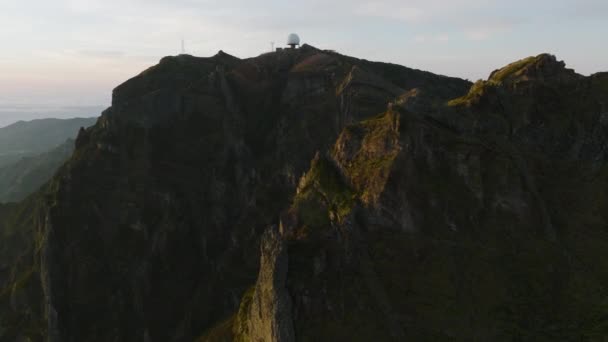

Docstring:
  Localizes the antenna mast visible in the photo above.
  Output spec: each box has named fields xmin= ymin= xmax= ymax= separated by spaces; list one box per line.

xmin=181 ymin=39 xmax=186 ymax=54
xmin=271 ymin=41 xmax=275 ymax=52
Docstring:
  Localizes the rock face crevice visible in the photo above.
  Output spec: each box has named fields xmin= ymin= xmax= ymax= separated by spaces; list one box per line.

xmin=40 ymin=213 xmax=61 ymax=342
xmin=236 ymin=226 xmax=294 ymax=342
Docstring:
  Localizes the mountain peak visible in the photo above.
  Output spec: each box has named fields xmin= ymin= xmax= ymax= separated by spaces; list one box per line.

xmin=488 ymin=53 xmax=580 ymax=84
xmin=448 ymin=54 xmax=583 ymax=107
xmin=212 ymin=49 xmax=240 ymax=62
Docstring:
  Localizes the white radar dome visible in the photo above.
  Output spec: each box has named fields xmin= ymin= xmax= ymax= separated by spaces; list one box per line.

xmin=287 ymin=33 xmax=301 ymax=46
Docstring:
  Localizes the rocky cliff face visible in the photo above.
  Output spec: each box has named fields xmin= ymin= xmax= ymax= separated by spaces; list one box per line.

xmin=233 ymin=226 xmax=294 ymax=342
xmin=0 ymin=49 xmax=606 ymax=341
xmin=249 ymin=54 xmax=608 ymax=341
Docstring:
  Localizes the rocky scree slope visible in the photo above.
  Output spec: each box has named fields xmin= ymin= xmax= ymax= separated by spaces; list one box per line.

xmin=1 ymin=50 xmax=607 ymax=341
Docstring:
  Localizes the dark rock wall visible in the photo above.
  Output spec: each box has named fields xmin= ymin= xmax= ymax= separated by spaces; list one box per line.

xmin=5 ymin=50 xmax=605 ymax=342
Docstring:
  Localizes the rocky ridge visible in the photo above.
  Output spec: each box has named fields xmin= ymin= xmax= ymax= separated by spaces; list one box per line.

xmin=0 ymin=49 xmax=607 ymax=341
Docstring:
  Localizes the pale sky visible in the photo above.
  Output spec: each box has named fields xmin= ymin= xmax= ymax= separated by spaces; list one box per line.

xmin=0 ymin=0 xmax=606 ymax=107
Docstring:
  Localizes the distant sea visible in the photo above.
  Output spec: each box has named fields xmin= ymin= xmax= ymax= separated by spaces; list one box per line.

xmin=0 ymin=105 xmax=105 ymax=128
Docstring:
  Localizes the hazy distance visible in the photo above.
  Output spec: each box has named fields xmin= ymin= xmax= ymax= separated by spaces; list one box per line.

xmin=0 ymin=105 xmax=102 ymax=128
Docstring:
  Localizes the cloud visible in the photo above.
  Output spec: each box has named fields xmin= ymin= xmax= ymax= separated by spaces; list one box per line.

xmin=464 ymin=30 xmax=495 ymax=41
xmin=351 ymin=0 xmax=520 ymax=43
xmin=414 ymin=34 xmax=450 ymax=43
xmin=436 ymin=34 xmax=450 ymax=42
xmin=414 ymin=35 xmax=427 ymax=43
xmin=352 ymin=0 xmax=488 ymax=23
xmin=559 ymin=0 xmax=608 ymax=20
xmin=0 ymin=0 xmax=605 ymax=106
xmin=77 ymin=50 xmax=126 ymax=59
xmin=463 ymin=19 xmax=519 ymax=41
xmin=355 ymin=3 xmax=425 ymax=22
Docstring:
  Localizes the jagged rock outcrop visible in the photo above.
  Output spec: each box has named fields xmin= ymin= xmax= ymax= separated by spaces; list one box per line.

xmin=234 ymin=226 xmax=294 ymax=342
xmin=488 ymin=53 xmax=581 ymax=84
xmin=233 ymin=54 xmax=608 ymax=341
